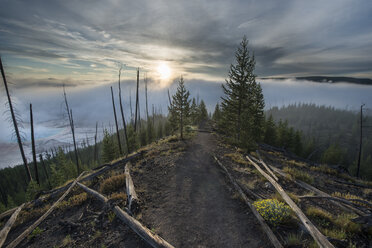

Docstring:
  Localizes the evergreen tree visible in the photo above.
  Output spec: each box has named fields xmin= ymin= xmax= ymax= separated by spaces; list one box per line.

xmin=212 ymin=103 xmax=221 ymax=122
xmin=221 ymin=36 xmax=265 ymax=149
xmin=147 ymin=120 xmax=155 ymax=144
xmin=25 ymin=180 xmax=41 ymax=201
xmin=101 ymin=129 xmax=118 ymax=163
xmin=0 ymin=202 xmax=5 ymax=213
xmin=190 ymin=98 xmax=199 ymax=125
xmin=321 ymin=144 xmax=345 ymax=165
xmin=293 ymin=130 xmax=303 ymax=155
xmin=198 ymin=100 xmax=208 ymax=123
xmin=264 ymin=114 xmax=277 ymax=145
xmin=168 ymin=76 xmax=191 ymax=139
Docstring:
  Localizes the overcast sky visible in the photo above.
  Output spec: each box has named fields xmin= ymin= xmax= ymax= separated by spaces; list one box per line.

xmin=0 ymin=0 xmax=372 ymax=91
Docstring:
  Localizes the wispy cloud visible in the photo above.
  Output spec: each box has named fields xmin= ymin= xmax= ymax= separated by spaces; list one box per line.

xmin=0 ymin=0 xmax=371 ymax=91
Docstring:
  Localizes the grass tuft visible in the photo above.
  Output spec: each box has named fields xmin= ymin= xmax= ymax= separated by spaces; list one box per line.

xmin=99 ymin=173 xmax=126 ymax=195
xmin=283 ymin=166 xmax=314 ymax=184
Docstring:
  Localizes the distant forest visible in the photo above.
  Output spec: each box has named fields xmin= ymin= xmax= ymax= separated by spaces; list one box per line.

xmin=266 ymin=103 xmax=372 ymax=179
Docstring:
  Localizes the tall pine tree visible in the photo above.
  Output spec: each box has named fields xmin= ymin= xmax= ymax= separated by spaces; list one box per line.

xmin=169 ymin=76 xmax=191 ymax=139
xmin=220 ymin=36 xmax=265 ymax=149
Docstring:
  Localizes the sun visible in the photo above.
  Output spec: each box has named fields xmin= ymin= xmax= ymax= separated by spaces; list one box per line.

xmin=157 ymin=63 xmax=171 ymax=79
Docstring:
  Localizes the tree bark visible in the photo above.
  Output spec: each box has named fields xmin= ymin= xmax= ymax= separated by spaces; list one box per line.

xmin=125 ymin=163 xmax=139 ymax=214
xmin=0 ymin=57 xmax=32 ymax=182
xmin=30 ymin=104 xmax=40 ymax=185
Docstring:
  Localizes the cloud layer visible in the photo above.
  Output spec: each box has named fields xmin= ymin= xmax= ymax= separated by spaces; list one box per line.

xmin=0 ymin=0 xmax=372 ymax=87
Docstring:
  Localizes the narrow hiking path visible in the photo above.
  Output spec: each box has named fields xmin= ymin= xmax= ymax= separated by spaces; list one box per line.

xmin=138 ymin=128 xmax=272 ymax=247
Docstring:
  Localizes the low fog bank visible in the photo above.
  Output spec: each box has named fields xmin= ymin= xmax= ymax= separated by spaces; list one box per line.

xmin=1 ymin=78 xmax=372 ymax=168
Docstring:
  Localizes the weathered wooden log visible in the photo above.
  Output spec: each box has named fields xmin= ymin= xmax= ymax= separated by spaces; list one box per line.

xmin=0 ymin=208 xmax=17 ymax=222
xmin=333 ymin=179 xmax=372 ymax=189
xmin=213 ymin=156 xmax=283 ymax=248
xmin=0 ymin=203 xmax=24 ymax=248
xmin=236 ymin=181 xmax=263 ymax=200
xmin=262 ymin=159 xmax=366 ymax=216
xmin=76 ymin=182 xmax=174 ymax=248
xmin=253 ymin=152 xmax=278 ymax=181
xmin=6 ymin=172 xmax=86 ymax=248
xmin=43 ymin=152 xmax=142 ymax=199
xmin=125 ymin=162 xmax=140 ymax=214
xmin=246 ymin=155 xmax=335 ymax=248
xmin=299 ymin=195 xmax=372 ymax=210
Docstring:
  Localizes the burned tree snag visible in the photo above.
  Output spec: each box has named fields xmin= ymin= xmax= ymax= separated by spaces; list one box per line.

xmin=145 ymin=74 xmax=149 ymax=121
xmin=63 ymin=86 xmax=80 ymax=174
xmin=134 ymin=68 xmax=139 ymax=132
xmin=118 ymin=66 xmax=130 ymax=154
xmin=94 ymin=121 xmax=98 ymax=162
xmin=30 ymin=104 xmax=40 ymax=185
xmin=0 ymin=56 xmax=32 ymax=182
xmin=111 ymin=86 xmax=122 ymax=155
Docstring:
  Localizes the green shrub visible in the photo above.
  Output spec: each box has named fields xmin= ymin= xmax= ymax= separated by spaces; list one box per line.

xmin=28 ymin=227 xmax=43 ymax=240
xmin=253 ymin=199 xmax=292 ymax=226
xmin=306 ymin=207 xmax=332 ymax=228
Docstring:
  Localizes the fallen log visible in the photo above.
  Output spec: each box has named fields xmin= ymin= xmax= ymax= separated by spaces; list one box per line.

xmin=76 ymin=182 xmax=174 ymax=248
xmin=259 ymin=157 xmax=366 ymax=216
xmin=246 ymin=155 xmax=334 ymax=248
xmin=43 ymin=152 xmax=142 ymax=199
xmin=237 ymin=181 xmax=263 ymax=200
xmin=0 ymin=208 xmax=17 ymax=222
xmin=6 ymin=172 xmax=86 ymax=248
xmin=334 ymin=179 xmax=372 ymax=189
xmin=125 ymin=162 xmax=140 ymax=214
xmin=299 ymin=195 xmax=372 ymax=210
xmin=256 ymin=151 xmax=278 ymax=181
xmin=213 ymin=156 xmax=283 ymax=248
xmin=0 ymin=204 xmax=24 ymax=248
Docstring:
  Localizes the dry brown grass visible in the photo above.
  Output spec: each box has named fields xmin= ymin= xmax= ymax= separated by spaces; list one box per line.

xmin=99 ymin=173 xmax=126 ymax=195
xmin=224 ymin=152 xmax=248 ymax=165
xmin=283 ymin=166 xmax=314 ymax=184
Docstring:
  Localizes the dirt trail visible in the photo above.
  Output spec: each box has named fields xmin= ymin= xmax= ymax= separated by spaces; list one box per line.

xmin=140 ymin=129 xmax=272 ymax=247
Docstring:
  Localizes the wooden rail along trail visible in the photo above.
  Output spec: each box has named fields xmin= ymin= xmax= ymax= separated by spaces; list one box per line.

xmin=0 ymin=153 xmax=174 ymax=248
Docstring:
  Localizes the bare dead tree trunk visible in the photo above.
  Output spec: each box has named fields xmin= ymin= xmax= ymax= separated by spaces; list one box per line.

xmin=357 ymin=103 xmax=365 ymax=178
xmin=167 ymin=89 xmax=172 ymax=107
xmin=70 ymin=109 xmax=80 ymax=174
xmin=30 ymin=104 xmax=39 ymax=185
xmin=118 ymin=67 xmax=130 ymax=154
xmin=134 ymin=68 xmax=139 ymax=132
xmin=129 ymin=90 xmax=133 ymax=124
xmin=145 ymin=74 xmax=149 ymax=121
xmin=39 ymin=154 xmax=51 ymax=189
xmin=152 ymin=104 xmax=155 ymax=126
xmin=111 ymin=86 xmax=122 ymax=155
xmin=94 ymin=121 xmax=98 ymax=163
xmin=0 ymin=56 xmax=32 ymax=182
xmin=63 ymin=86 xmax=80 ymax=174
